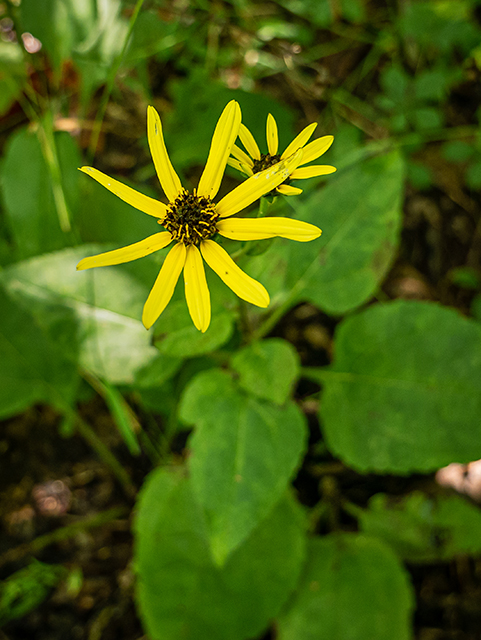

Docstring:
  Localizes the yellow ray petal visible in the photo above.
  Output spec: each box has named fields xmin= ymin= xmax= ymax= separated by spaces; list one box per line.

xmin=239 ymin=123 xmax=261 ymax=160
xmin=201 ymin=240 xmax=269 ymax=308
xmin=290 ymin=165 xmax=337 ymax=179
xmin=281 ymin=122 xmax=317 ymax=159
xmin=183 ymin=245 xmax=211 ymax=332
xmin=76 ymin=232 xmax=173 ymax=270
xmin=266 ymin=113 xmax=279 ymax=156
xmin=300 ymin=135 xmax=334 ymax=165
xmin=276 ymin=184 xmax=303 ymax=196
xmin=227 ymin=157 xmax=254 ymax=176
xmin=79 ymin=167 xmax=167 ymax=219
xmin=231 ymin=144 xmax=254 ymax=167
xmin=217 ymin=217 xmax=321 ymax=242
xmin=147 ymin=106 xmax=183 ymax=202
xmin=142 ymin=242 xmax=186 ymax=329
xmin=197 ymin=101 xmax=241 ymax=199
xmin=216 ymin=149 xmax=303 ymax=218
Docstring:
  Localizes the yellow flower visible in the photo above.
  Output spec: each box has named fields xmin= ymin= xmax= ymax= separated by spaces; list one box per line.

xmin=228 ymin=113 xmax=336 ymax=196
xmin=77 ymin=102 xmax=322 ymax=333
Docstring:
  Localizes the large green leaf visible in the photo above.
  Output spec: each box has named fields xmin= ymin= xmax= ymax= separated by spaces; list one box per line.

xmin=135 ymin=467 xmax=306 ymax=640
xmin=249 ymin=150 xmax=404 ymax=316
xmin=0 ymin=286 xmax=78 ymax=419
xmin=277 ymin=534 xmax=413 ymax=640
xmin=1 ymin=247 xmax=159 ymax=384
xmin=2 ymin=128 xmax=80 ymax=260
xmin=180 ymin=368 xmax=308 ymax=564
xmin=317 ymin=301 xmax=481 ymax=472
xmin=359 ymin=492 xmax=481 ymax=562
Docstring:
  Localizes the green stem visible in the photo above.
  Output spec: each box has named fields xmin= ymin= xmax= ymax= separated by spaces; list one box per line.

xmin=67 ymin=408 xmax=136 ymax=499
xmin=0 ymin=507 xmax=127 ymax=569
xmin=250 ymin=253 xmax=320 ymax=341
xmin=87 ymin=0 xmax=146 ymax=162
xmin=38 ymin=110 xmax=72 ymax=233
xmin=258 ymin=196 xmax=270 ymax=218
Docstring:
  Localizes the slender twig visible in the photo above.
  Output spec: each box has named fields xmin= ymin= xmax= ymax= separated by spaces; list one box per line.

xmin=0 ymin=507 xmax=127 ymax=569
xmin=87 ymin=0 xmax=146 ymax=161
xmin=72 ymin=411 xmax=137 ymax=499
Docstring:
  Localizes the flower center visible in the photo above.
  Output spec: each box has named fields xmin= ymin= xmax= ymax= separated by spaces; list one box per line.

xmin=162 ymin=190 xmax=219 ymax=246
xmin=252 ymin=153 xmax=282 ymax=174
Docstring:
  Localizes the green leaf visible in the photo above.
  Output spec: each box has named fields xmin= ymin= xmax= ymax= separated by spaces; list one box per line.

xmin=318 ymin=300 xmax=481 ymax=472
xmin=89 ymin=376 xmax=141 ymax=456
xmin=277 ymin=534 xmax=413 ymax=640
xmin=250 ymin=150 xmax=404 ymax=316
xmin=180 ymin=368 xmax=308 ymax=564
xmin=442 ymin=140 xmax=475 ymax=163
xmin=2 ymin=128 xmax=80 ymax=259
xmin=406 ymin=160 xmax=432 ymax=189
xmin=154 ymin=301 xmax=235 ymax=358
xmin=231 ymin=338 xmax=300 ymax=405
xmin=359 ymin=492 xmax=481 ymax=562
xmin=412 ymin=107 xmax=443 ymax=130
xmin=0 ymin=286 xmax=78 ymax=419
xmin=0 ymin=247 xmax=159 ymax=385
xmin=0 ymin=561 xmax=65 ymax=625
xmin=285 ymin=150 xmax=404 ymax=314
xmin=133 ymin=353 xmax=183 ymax=388
xmin=466 ymin=160 xmax=481 ymax=189
xmin=135 ymin=467 xmax=306 ymax=640
xmin=448 ymin=266 xmax=480 ymax=290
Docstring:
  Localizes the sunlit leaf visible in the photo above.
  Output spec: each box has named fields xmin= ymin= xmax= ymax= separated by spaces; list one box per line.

xmin=1 ymin=247 xmax=159 ymax=385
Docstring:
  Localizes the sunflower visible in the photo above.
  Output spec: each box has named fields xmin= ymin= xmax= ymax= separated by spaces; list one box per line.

xmin=228 ymin=113 xmax=336 ymax=196
xmin=77 ymin=101 xmax=322 ymax=332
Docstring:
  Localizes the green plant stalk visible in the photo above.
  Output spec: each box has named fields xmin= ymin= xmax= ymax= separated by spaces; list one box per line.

xmin=0 ymin=507 xmax=127 ymax=569
xmin=83 ymin=370 xmax=141 ymax=457
xmin=258 ymin=196 xmax=270 ymax=217
xmin=72 ymin=410 xmax=136 ymax=499
xmin=38 ymin=111 xmax=72 ymax=233
xmin=250 ymin=249 xmax=321 ymax=341
xmin=3 ymin=1 xmax=69 ymax=235
xmin=87 ymin=0 xmax=146 ymax=161
xmin=3 ymin=75 xmax=72 ymax=234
